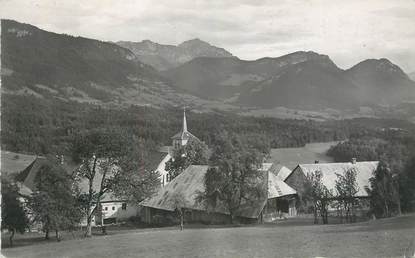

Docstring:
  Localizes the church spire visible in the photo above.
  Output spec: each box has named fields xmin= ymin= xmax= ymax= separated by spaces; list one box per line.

xmin=183 ymin=107 xmax=187 ymax=132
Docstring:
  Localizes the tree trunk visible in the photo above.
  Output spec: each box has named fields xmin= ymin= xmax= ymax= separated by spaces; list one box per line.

xmin=55 ymin=229 xmax=61 ymax=242
xmin=45 ymin=228 xmax=50 ymax=240
xmin=180 ymin=213 xmax=184 ymax=231
xmin=85 ymin=157 xmax=97 ymax=238
xmin=9 ymin=229 xmax=15 ymax=247
xmin=85 ymin=214 xmax=92 ymax=237
xmin=102 ymin=225 xmax=107 ymax=235
xmin=313 ymin=203 xmax=318 ymax=224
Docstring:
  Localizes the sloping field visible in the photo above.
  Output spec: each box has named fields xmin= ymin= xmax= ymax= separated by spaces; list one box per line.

xmin=0 ymin=151 xmax=38 ymax=176
xmin=2 ymin=214 xmax=414 ymax=258
xmin=268 ymin=141 xmax=339 ymax=170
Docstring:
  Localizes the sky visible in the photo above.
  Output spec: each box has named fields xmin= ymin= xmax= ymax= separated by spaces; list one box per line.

xmin=1 ymin=0 xmax=415 ymax=72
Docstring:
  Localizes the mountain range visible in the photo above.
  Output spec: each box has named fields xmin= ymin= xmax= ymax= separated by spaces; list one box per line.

xmin=117 ymin=39 xmax=233 ymax=71
xmin=164 ymin=52 xmax=415 ymax=110
xmin=2 ymin=19 xmax=415 ymax=119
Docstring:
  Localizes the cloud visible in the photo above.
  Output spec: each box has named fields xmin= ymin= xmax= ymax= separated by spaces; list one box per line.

xmin=1 ymin=0 xmax=414 ymax=71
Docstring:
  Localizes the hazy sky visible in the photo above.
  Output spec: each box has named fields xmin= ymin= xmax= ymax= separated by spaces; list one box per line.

xmin=1 ymin=0 xmax=415 ymax=72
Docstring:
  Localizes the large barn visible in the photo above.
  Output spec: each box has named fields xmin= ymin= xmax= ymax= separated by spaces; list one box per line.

xmin=285 ymin=160 xmax=379 ymax=215
xmin=140 ymin=163 xmax=297 ymax=225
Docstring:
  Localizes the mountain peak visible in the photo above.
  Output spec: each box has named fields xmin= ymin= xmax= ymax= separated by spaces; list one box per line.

xmin=348 ymin=58 xmax=408 ymax=79
xmin=118 ymin=37 xmax=232 ymax=70
xmin=178 ymin=38 xmax=208 ymax=47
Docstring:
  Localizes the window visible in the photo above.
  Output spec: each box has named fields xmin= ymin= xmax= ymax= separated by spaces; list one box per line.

xmin=122 ymin=203 xmax=127 ymax=210
xmin=112 ymin=206 xmax=115 ymax=210
xmin=105 ymin=207 xmax=108 ymax=211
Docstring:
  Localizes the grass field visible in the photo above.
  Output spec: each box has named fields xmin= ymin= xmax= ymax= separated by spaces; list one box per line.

xmin=2 ymin=214 xmax=415 ymax=258
xmin=268 ymin=142 xmax=338 ymax=170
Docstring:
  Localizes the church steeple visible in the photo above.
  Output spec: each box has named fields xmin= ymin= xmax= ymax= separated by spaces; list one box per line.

xmin=183 ymin=107 xmax=187 ymax=133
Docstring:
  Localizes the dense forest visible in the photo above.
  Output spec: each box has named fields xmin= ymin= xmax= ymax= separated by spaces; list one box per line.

xmin=3 ymin=95 xmax=415 ymax=158
xmin=327 ymin=130 xmax=415 ymax=172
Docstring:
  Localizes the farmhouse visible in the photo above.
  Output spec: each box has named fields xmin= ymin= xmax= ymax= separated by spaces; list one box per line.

xmin=156 ymin=108 xmax=201 ymax=186
xmin=74 ymin=160 xmax=139 ymax=226
xmin=285 ymin=159 xmax=379 ymax=214
xmin=140 ymin=163 xmax=297 ymax=224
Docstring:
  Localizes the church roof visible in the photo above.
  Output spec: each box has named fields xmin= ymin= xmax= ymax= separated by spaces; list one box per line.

xmin=170 ymin=108 xmax=199 ymax=142
xmin=171 ymin=130 xmax=198 ymax=141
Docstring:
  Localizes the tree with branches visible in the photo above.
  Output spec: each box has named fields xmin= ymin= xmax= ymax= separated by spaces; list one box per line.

xmin=72 ymin=128 xmax=128 ymax=237
xmin=1 ymin=178 xmax=29 ymax=247
xmin=335 ymin=168 xmax=360 ymax=223
xmin=366 ymin=160 xmax=399 ymax=218
xmin=111 ymin=137 xmax=161 ymax=207
xmin=304 ymin=170 xmax=333 ymax=224
xmin=169 ymin=191 xmax=189 ymax=230
xmin=29 ymin=159 xmax=83 ymax=241
xmin=202 ymin=131 xmax=267 ymax=224
xmin=165 ymin=137 xmax=209 ymax=180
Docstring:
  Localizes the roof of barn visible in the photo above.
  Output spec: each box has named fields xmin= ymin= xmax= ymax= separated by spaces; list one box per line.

xmin=140 ymin=165 xmax=208 ymax=212
xmin=140 ymin=163 xmax=297 ymax=219
xmin=268 ymin=171 xmax=297 ymax=199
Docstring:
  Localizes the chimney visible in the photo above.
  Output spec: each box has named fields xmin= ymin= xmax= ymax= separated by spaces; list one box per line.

xmin=351 ymin=158 xmax=357 ymax=164
xmin=314 ymin=160 xmax=319 ymax=164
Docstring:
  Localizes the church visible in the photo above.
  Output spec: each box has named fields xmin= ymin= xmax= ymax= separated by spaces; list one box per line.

xmin=156 ymin=108 xmax=200 ymax=186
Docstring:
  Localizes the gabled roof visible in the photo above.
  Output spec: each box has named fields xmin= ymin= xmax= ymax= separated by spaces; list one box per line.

xmin=141 ymin=163 xmax=297 ymax=219
xmin=140 ymin=165 xmax=208 ymax=212
xmin=14 ymin=156 xmax=79 ymax=195
xmin=171 ymin=130 xmax=198 ymax=141
xmin=293 ymin=161 xmax=379 ymax=197
xmin=268 ymin=172 xmax=297 ymax=199
xmin=15 ymin=157 xmax=49 ymax=191
xmin=275 ymin=166 xmax=293 ymax=181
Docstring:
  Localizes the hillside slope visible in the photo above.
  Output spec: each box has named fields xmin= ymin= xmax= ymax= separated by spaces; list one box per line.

xmin=1 ymin=20 xmax=229 ymax=109
xmin=346 ymin=59 xmax=415 ymax=105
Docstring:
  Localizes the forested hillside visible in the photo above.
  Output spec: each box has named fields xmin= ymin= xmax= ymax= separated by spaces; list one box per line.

xmin=3 ymin=94 xmax=415 ymax=158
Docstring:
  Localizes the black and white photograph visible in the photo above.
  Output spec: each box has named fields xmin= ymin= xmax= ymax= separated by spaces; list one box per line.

xmin=1 ymin=0 xmax=415 ymax=257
